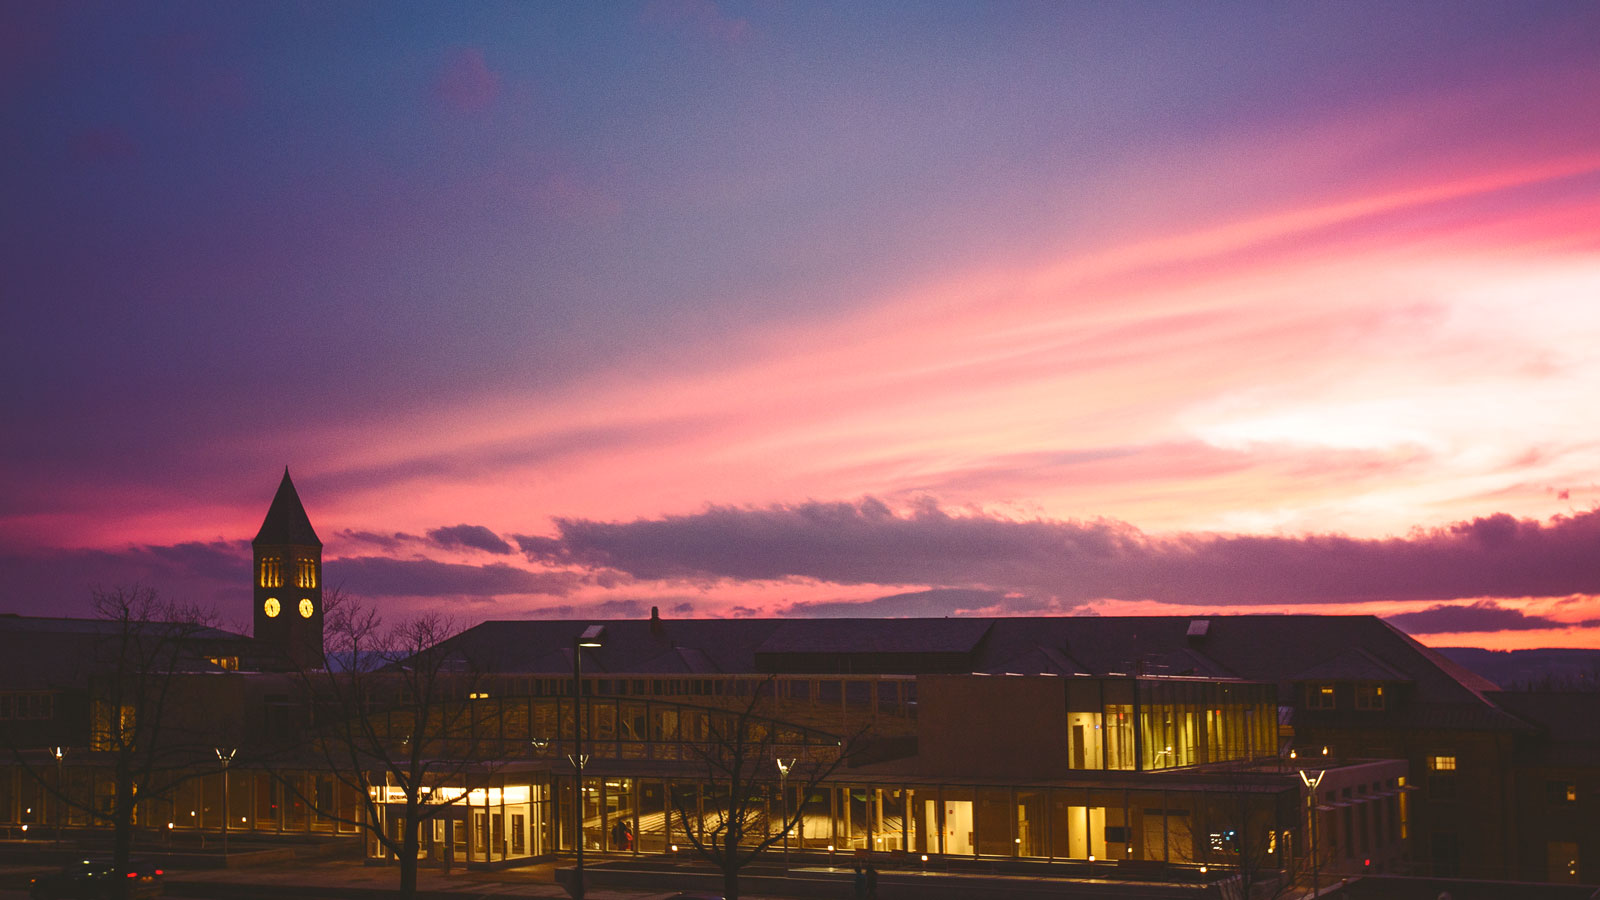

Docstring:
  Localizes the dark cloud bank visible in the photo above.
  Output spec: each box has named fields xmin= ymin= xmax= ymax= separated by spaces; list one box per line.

xmin=9 ymin=503 xmax=1598 ymax=635
xmin=2 ymin=540 xmax=575 ymax=618
xmin=517 ymin=499 xmax=1600 ymax=618
xmin=1387 ymin=600 xmax=1599 ymax=634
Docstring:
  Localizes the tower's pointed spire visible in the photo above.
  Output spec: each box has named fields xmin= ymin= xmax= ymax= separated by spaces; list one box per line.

xmin=253 ymin=467 xmax=321 ymax=546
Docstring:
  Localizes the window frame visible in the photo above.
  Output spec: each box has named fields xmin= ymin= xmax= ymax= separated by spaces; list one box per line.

xmin=1306 ymin=683 xmax=1337 ymax=710
xmin=1355 ymin=682 xmax=1386 ymax=711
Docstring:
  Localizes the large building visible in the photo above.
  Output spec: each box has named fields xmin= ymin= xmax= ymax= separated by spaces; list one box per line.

xmin=1 ymin=472 xmax=1596 ymax=892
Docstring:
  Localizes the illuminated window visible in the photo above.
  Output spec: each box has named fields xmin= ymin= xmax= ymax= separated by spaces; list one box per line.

xmin=296 ymin=558 xmax=318 ymax=589
xmin=1547 ymin=781 xmax=1578 ymax=804
xmin=1355 ymin=683 xmax=1385 ymax=710
xmin=208 ymin=656 xmax=239 ymax=672
xmin=1307 ymin=683 xmax=1336 ymax=710
xmin=259 ymin=557 xmax=282 ymax=588
xmin=1429 ymin=754 xmax=1457 ymax=772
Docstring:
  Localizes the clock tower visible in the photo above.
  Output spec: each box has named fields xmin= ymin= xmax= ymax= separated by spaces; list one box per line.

xmin=252 ymin=468 xmax=323 ymax=668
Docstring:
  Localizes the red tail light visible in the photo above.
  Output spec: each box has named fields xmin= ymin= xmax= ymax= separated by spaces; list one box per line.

xmin=127 ymin=872 xmax=138 ymax=878
xmin=154 ymin=869 xmax=164 ymax=876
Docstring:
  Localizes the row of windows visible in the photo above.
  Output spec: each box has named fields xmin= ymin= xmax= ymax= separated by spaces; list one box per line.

xmin=0 ymin=765 xmax=361 ymax=835
xmin=0 ymin=692 xmax=53 ymax=720
xmin=499 ymin=675 xmax=916 ymax=716
xmin=544 ymin=777 xmax=1292 ymax=866
xmin=258 ymin=556 xmax=318 ymax=589
xmin=1305 ymin=682 xmax=1385 ymax=711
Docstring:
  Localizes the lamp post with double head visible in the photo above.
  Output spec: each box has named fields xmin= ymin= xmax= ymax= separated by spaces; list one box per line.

xmin=776 ymin=757 xmax=796 ymax=872
xmin=571 ymin=625 xmax=605 ymax=900
xmin=217 ymin=748 xmax=236 ymax=860
xmin=1299 ymin=767 xmax=1325 ymax=898
xmin=52 ymin=747 xmax=64 ymax=845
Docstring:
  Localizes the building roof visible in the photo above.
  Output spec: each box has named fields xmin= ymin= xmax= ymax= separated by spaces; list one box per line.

xmin=438 ymin=613 xmax=1517 ymax=725
xmin=1289 ymin=646 xmax=1410 ymax=683
xmin=754 ymin=617 xmax=992 ymax=656
xmin=0 ymin=615 xmax=250 ymax=688
xmin=253 ymin=468 xmax=321 ymax=547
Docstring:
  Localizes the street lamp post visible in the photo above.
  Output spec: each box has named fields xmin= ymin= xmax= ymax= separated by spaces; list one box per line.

xmin=776 ymin=757 xmax=796 ymax=873
xmin=217 ymin=748 xmax=236 ymax=862
xmin=1299 ymin=768 xmax=1325 ymax=898
xmin=52 ymin=747 xmax=64 ymax=846
xmin=571 ymin=625 xmax=605 ymax=900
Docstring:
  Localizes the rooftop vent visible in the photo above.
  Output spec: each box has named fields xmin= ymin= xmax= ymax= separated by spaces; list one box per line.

xmin=1187 ymin=619 xmax=1211 ymax=640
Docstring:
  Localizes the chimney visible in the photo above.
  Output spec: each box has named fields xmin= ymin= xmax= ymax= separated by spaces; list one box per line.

xmin=650 ymin=605 xmax=664 ymax=636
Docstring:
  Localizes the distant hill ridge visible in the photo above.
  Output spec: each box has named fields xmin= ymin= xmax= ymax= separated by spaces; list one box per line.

xmin=1436 ymin=647 xmax=1600 ymax=690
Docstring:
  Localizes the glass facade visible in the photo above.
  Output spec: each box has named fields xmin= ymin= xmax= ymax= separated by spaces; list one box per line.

xmin=0 ymin=672 xmax=1291 ymax=875
xmin=1066 ymin=677 xmax=1277 ymax=771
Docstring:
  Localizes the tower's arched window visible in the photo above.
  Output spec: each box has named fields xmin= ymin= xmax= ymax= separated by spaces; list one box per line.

xmin=259 ymin=557 xmax=283 ymax=588
xmin=297 ymin=557 xmax=318 ymax=589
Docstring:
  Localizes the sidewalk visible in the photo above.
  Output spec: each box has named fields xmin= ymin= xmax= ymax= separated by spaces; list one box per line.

xmin=161 ymin=857 xmax=803 ymax=900
xmin=161 ymin=856 xmax=1225 ymax=900
xmin=164 ymin=858 xmax=694 ymax=900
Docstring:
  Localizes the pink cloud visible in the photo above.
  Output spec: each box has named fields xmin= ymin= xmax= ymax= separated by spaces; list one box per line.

xmin=434 ymin=47 xmax=500 ymax=113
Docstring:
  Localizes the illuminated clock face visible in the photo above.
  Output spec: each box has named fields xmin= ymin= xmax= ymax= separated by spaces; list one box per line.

xmin=263 ymin=597 xmax=281 ymax=618
xmin=298 ymin=598 xmax=314 ymax=618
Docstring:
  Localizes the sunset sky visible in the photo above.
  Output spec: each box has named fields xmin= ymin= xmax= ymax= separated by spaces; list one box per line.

xmin=5 ymin=2 xmax=1600 ymax=649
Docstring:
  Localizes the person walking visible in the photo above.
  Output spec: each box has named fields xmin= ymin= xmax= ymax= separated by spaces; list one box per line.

xmin=852 ymin=863 xmax=866 ymax=900
xmin=865 ymin=862 xmax=879 ymax=900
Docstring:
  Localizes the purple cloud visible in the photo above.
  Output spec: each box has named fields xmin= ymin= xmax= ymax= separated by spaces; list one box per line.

xmin=434 ymin=47 xmax=500 ymax=113
xmin=426 ymin=524 xmax=514 ymax=555
xmin=329 ymin=556 xmax=578 ymax=599
xmin=144 ymin=30 xmax=248 ymax=115
xmin=788 ymin=588 xmax=1008 ymax=618
xmin=70 ymin=127 xmax=138 ymax=163
xmin=0 ymin=541 xmax=249 ymax=618
xmin=641 ymin=0 xmax=753 ymax=45
xmin=1386 ymin=600 xmax=1600 ymax=635
xmin=0 ymin=541 xmax=577 ymax=621
xmin=520 ymin=501 xmax=1600 ymax=608
xmin=334 ymin=530 xmax=414 ymax=552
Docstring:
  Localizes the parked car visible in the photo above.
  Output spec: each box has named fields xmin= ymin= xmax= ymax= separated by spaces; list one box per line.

xmin=29 ymin=858 xmax=164 ymax=900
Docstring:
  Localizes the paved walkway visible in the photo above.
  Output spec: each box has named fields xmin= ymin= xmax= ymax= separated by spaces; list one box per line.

xmin=161 ymin=857 xmax=830 ymax=900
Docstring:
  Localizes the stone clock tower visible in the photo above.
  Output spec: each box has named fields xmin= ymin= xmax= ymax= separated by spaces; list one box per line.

xmin=252 ymin=468 xmax=323 ymax=668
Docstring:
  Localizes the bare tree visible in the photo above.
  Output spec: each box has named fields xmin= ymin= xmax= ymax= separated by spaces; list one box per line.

xmin=1192 ymin=787 xmax=1301 ymax=900
xmin=0 ymin=588 xmax=228 ymax=874
xmin=286 ymin=590 xmax=498 ymax=900
xmin=670 ymin=678 xmax=861 ymax=900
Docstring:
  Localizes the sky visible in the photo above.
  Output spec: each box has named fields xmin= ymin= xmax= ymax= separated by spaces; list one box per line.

xmin=4 ymin=1 xmax=1600 ymax=650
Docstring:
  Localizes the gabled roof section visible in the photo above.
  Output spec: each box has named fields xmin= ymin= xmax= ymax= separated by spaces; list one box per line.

xmin=1379 ymin=619 xmax=1500 ymax=700
xmin=1289 ymin=646 xmax=1410 ymax=683
xmin=253 ymin=468 xmax=321 ymax=547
